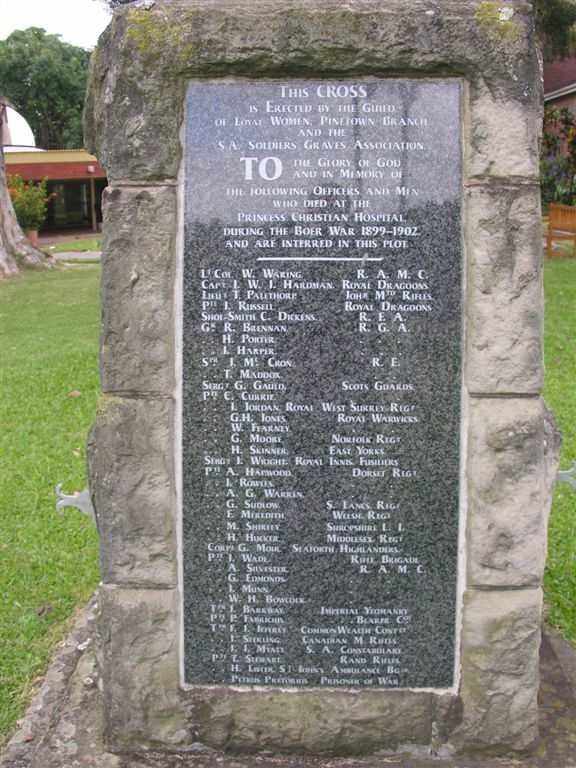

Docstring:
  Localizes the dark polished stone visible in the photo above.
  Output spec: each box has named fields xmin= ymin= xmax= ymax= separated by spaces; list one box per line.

xmin=182 ymin=80 xmax=462 ymax=689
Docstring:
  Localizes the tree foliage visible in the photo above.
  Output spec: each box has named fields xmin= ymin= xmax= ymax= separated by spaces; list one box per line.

xmin=0 ymin=28 xmax=89 ymax=149
xmin=534 ymin=0 xmax=576 ymax=60
xmin=8 ymin=176 xmax=50 ymax=232
xmin=541 ymin=108 xmax=576 ymax=205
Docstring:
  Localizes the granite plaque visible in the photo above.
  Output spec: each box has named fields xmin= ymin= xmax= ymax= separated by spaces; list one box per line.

xmin=182 ymin=79 xmax=462 ymax=690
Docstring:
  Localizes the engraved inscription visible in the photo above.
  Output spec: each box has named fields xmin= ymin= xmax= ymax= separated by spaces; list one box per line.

xmin=183 ymin=80 xmax=462 ymax=689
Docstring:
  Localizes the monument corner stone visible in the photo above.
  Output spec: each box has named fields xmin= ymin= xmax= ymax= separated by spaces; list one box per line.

xmin=87 ymin=0 xmax=554 ymax=757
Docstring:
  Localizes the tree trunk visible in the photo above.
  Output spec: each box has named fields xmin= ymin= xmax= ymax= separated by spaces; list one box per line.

xmin=0 ymin=141 xmax=51 ymax=279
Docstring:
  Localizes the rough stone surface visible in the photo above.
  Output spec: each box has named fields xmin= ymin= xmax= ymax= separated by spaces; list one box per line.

xmin=432 ymin=693 xmax=464 ymax=747
xmin=88 ymin=397 xmax=177 ymax=587
xmin=85 ymin=0 xmax=540 ymax=183
xmin=467 ymin=397 xmax=549 ymax=587
xmin=98 ymin=586 xmax=187 ymax=749
xmin=101 ymin=185 xmax=177 ymax=395
xmin=468 ymin=80 xmax=542 ymax=181
xmin=85 ymin=14 xmax=184 ymax=182
xmin=453 ymin=589 xmax=542 ymax=754
xmin=465 ymin=184 xmax=543 ymax=393
xmin=190 ymin=689 xmax=432 ymax=754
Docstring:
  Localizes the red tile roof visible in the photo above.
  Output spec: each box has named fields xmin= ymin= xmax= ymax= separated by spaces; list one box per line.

xmin=545 ymin=58 xmax=576 ymax=96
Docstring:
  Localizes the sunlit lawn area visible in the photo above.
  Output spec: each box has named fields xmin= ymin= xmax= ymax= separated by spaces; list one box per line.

xmin=0 ymin=255 xmax=574 ymax=747
xmin=44 ymin=238 xmax=102 ymax=254
xmin=543 ymin=258 xmax=576 ymax=642
xmin=0 ymin=266 xmax=100 ymax=746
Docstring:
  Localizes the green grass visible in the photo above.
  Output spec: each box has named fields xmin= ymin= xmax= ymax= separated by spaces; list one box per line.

xmin=543 ymin=259 xmax=576 ymax=643
xmin=0 ymin=266 xmax=100 ymax=746
xmin=542 ymin=216 xmax=576 ymax=258
xmin=45 ymin=238 xmax=102 ymax=253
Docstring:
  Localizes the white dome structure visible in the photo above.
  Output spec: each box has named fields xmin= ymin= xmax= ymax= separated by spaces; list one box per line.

xmin=1 ymin=105 xmax=44 ymax=153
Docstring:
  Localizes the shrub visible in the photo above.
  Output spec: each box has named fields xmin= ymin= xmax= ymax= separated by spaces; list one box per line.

xmin=541 ymin=107 xmax=576 ymax=207
xmin=8 ymin=175 xmax=50 ymax=231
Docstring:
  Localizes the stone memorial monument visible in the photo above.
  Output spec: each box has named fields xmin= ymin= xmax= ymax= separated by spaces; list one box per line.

xmin=86 ymin=0 xmax=556 ymax=757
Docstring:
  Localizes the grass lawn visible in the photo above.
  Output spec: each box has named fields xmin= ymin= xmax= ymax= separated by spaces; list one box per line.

xmin=0 ymin=257 xmax=574 ymax=747
xmin=0 ymin=265 xmax=100 ymax=747
xmin=45 ymin=238 xmax=102 ymax=253
xmin=543 ymin=258 xmax=576 ymax=643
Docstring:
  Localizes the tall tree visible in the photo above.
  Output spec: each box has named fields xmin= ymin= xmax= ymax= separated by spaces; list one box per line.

xmin=0 ymin=28 xmax=89 ymax=149
xmin=0 ymin=99 xmax=49 ymax=278
xmin=534 ymin=0 xmax=576 ymax=60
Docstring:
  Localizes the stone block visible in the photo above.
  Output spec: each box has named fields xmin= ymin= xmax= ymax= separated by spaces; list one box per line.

xmin=466 ymin=184 xmax=543 ymax=393
xmin=101 ymin=185 xmax=177 ymax=395
xmin=452 ymin=588 xmax=542 ymax=753
xmin=467 ymin=397 xmax=548 ymax=587
xmin=88 ymin=396 xmax=176 ymax=587
xmin=84 ymin=13 xmax=184 ymax=181
xmin=97 ymin=586 xmax=187 ymax=748
xmin=468 ymin=82 xmax=541 ymax=181
xmin=191 ymin=688 xmax=432 ymax=754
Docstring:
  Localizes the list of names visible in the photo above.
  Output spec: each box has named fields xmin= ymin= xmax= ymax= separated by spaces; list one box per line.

xmin=183 ymin=80 xmax=462 ymax=689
